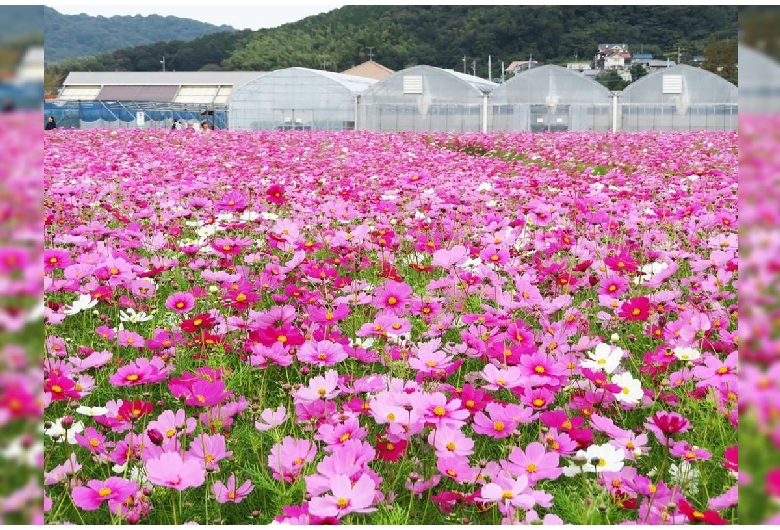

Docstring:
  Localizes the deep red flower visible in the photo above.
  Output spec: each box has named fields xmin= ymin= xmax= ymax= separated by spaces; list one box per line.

xmin=45 ymin=376 xmax=81 ymax=401
xmin=180 ymin=313 xmax=216 ymax=333
xmin=651 ymin=410 xmax=690 ymax=435
xmin=723 ymin=445 xmax=738 ymax=473
xmin=618 ymin=296 xmax=651 ymax=321
xmin=677 ymin=499 xmax=728 ymax=525
xmin=376 ymin=436 xmax=406 ymax=462
xmin=266 ymin=184 xmax=286 ymax=205
xmin=117 ymin=399 xmax=154 ymax=422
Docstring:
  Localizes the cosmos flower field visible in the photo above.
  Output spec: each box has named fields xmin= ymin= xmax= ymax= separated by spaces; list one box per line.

xmin=42 ymin=128 xmax=738 ymax=525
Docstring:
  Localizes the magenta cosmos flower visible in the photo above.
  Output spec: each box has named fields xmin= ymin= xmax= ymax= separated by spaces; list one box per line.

xmin=165 ymin=291 xmax=196 ymax=313
xmin=308 ymin=474 xmax=377 ymax=519
xmin=372 ymin=280 xmax=413 ymax=315
xmin=71 ymin=477 xmax=138 ymax=510
xmin=145 ymin=452 xmax=206 ymax=490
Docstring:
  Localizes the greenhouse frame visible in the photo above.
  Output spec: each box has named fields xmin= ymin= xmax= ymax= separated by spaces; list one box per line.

xmin=738 ymin=45 xmax=780 ymax=114
xmin=619 ymin=64 xmax=737 ymax=132
xmin=358 ymin=65 xmax=497 ymax=132
xmin=489 ymin=65 xmax=615 ymax=132
xmin=228 ymin=68 xmax=375 ymax=131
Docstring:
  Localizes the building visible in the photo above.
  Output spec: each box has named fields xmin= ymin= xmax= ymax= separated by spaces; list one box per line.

xmin=596 ymin=43 xmax=631 ymax=70
xmin=566 ymin=62 xmax=591 ymax=72
xmin=632 ymin=58 xmax=676 ymax=72
xmin=49 ymin=71 xmax=265 ymax=129
xmin=15 ymin=46 xmax=44 ymax=83
xmin=341 ymin=60 xmax=394 ymax=80
xmin=604 ymin=55 xmax=626 ymax=70
xmin=506 ymin=60 xmax=539 ymax=75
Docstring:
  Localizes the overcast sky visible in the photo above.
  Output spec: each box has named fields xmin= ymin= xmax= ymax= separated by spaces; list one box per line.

xmin=48 ymin=3 xmax=343 ymax=31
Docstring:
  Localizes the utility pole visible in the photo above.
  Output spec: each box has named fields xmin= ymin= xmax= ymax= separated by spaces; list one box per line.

xmin=501 ymin=60 xmax=505 ymax=83
xmin=366 ymin=47 xmax=374 ymax=61
xmin=321 ymin=56 xmax=330 ymax=71
xmin=528 ymin=53 xmax=533 ymax=70
xmin=488 ymin=55 xmax=492 ymax=82
xmin=160 ymin=55 xmax=166 ymax=72
xmin=472 ymin=59 xmax=477 ymax=77
xmin=463 ymin=55 xmax=467 ymax=74
xmin=678 ymin=46 xmax=682 ymax=65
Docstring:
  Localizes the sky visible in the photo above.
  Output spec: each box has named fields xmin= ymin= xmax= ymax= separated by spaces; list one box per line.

xmin=47 ymin=3 xmax=343 ymax=31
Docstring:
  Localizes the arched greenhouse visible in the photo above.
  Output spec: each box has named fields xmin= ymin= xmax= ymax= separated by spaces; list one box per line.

xmin=619 ymin=64 xmax=737 ymax=131
xmin=228 ymin=68 xmax=376 ymax=131
xmin=358 ymin=65 xmax=497 ymax=132
xmin=489 ymin=65 xmax=614 ymax=132
xmin=739 ymin=45 xmax=780 ymax=114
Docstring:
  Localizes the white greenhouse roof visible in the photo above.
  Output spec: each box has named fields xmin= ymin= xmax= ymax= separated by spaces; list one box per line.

xmin=60 ymin=71 xmax=266 ymax=104
xmin=253 ymin=68 xmax=377 ymax=94
xmin=440 ymin=69 xmax=498 ymax=93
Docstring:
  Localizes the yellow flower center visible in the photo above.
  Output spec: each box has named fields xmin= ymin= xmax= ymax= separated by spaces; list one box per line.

xmin=622 ymin=387 xmax=631 ymax=395
xmin=493 ymin=421 xmax=505 ymax=432
xmin=236 ymin=293 xmax=247 ymax=302
xmin=717 ymin=366 xmax=729 ymax=374
xmin=446 ymin=442 xmax=456 ymax=451
xmin=534 ymin=365 xmax=545 ymax=374
xmin=526 ymin=463 xmax=537 ymax=473
xmin=387 ymin=296 xmax=397 ymax=305
xmin=51 ymin=385 xmax=63 ymax=393
xmin=277 ymin=335 xmax=287 ymax=343
xmin=98 ymin=487 xmax=112 ymax=497
xmin=532 ymin=398 xmax=545 ymax=407
xmin=339 ymin=433 xmax=351 ymax=442
xmin=89 ymin=439 xmax=100 ymax=447
xmin=501 ymin=490 xmax=514 ymax=499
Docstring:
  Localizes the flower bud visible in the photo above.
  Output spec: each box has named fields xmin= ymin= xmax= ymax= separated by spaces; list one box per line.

xmin=147 ymin=428 xmax=164 ymax=446
xmin=61 ymin=415 xmax=74 ymax=429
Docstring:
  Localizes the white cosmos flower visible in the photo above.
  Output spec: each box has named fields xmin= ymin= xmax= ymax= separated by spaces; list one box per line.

xmin=119 ymin=308 xmax=154 ymax=324
xmin=260 ymin=212 xmax=279 ymax=221
xmin=477 ymin=182 xmax=493 ymax=192
xmin=196 ymin=225 xmax=218 ymax=239
xmin=240 ymin=211 xmax=261 ymax=222
xmin=63 ymin=294 xmax=98 ymax=316
xmin=673 ymin=347 xmax=701 ymax=362
xmin=44 ymin=419 xmax=84 ymax=444
xmin=582 ymin=443 xmax=625 ymax=473
xmin=611 ymin=371 xmax=643 ymax=405
xmin=669 ymin=461 xmax=700 ymax=495
xmin=633 ymin=261 xmax=669 ymax=285
xmin=215 ymin=213 xmax=234 ymax=223
xmin=75 ymin=406 xmax=109 ymax=417
xmin=581 ymin=343 xmax=624 ymax=374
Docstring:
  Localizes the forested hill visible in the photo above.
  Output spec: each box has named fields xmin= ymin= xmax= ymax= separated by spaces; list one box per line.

xmin=47 ymin=5 xmax=736 ymax=78
xmin=43 ymin=6 xmax=235 ymax=64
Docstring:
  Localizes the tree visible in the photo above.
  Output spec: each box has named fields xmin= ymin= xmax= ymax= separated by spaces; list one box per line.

xmin=702 ymin=37 xmax=737 ymax=85
xmin=596 ymin=70 xmax=629 ymax=91
xmin=629 ymin=63 xmax=647 ymax=82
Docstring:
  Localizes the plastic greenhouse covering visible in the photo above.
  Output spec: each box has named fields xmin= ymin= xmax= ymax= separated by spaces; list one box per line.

xmin=619 ymin=65 xmax=737 ymax=131
xmin=228 ymin=68 xmax=375 ymax=131
xmin=358 ymin=66 xmax=496 ymax=132
xmin=739 ymin=45 xmax=780 ymax=114
xmin=489 ymin=65 xmax=614 ymax=132
xmin=44 ymin=100 xmax=228 ymax=130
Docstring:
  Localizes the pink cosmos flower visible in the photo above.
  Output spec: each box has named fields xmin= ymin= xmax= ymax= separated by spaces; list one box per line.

xmin=165 ymin=291 xmax=196 ymax=313
xmin=212 ymin=474 xmax=254 ymax=504
xmin=292 ymin=370 xmax=341 ymax=404
xmin=472 ymin=402 xmax=521 ymax=439
xmin=428 ymin=427 xmax=475 ymax=458
xmin=308 ymin=474 xmax=377 ymax=519
xmin=72 ymin=477 xmax=138 ymax=511
xmin=255 ymin=406 xmax=287 ymax=431
xmin=75 ymin=427 xmax=108 ymax=455
xmin=297 ymin=340 xmax=348 ymax=367
xmin=418 ymin=393 xmax=469 ymax=430
xmin=691 ymin=351 xmax=738 ymax=389
xmin=480 ymin=364 xmax=523 ymax=391
xmin=480 ymin=475 xmax=536 ymax=513
xmin=373 ymin=280 xmax=413 ymax=316
xmin=316 ymin=417 xmax=368 ymax=448
xmin=186 ymin=433 xmax=232 ymax=472
xmin=518 ymin=350 xmax=565 ymax=387
xmin=268 ymin=437 xmax=318 ymax=483
xmin=116 ymin=330 xmax=145 ymax=349
xmin=146 ymin=452 xmax=206 ymax=491
xmin=436 ymin=455 xmax=477 ymax=484
xmin=507 ymin=442 xmax=562 ymax=485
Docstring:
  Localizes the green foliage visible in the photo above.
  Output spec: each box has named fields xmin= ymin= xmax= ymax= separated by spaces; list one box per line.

xmin=595 ymin=70 xmax=629 ymax=91
xmin=46 ymin=6 xmax=736 ymax=85
xmin=629 ymin=63 xmax=647 ymax=82
xmin=702 ymin=37 xmax=737 ymax=86
xmin=43 ymin=6 xmax=235 ymax=64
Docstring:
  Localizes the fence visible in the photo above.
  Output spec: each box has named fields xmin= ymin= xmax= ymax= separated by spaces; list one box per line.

xmin=42 ymin=98 xmax=738 ymax=133
xmin=43 ymin=100 xmax=229 ymax=130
